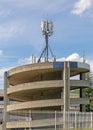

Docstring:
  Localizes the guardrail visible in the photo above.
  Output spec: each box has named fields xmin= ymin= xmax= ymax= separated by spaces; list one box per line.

xmin=7 ymin=111 xmax=93 ymax=130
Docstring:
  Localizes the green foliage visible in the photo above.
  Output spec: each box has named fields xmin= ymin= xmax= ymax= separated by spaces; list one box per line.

xmin=71 ymin=89 xmax=79 ymax=94
xmin=86 ymin=87 xmax=93 ymax=97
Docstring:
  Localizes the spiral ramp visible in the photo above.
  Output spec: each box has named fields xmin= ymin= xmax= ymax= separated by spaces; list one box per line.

xmin=3 ymin=61 xmax=90 ymax=130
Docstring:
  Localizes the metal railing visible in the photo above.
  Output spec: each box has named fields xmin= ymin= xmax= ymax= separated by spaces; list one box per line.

xmin=7 ymin=111 xmax=93 ymax=130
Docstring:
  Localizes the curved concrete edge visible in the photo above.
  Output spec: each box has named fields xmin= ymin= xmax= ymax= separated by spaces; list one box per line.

xmin=7 ymin=99 xmax=64 ymax=112
xmin=7 ymin=97 xmax=89 ymax=112
xmin=7 ymin=80 xmax=64 ymax=94
xmin=7 ymin=80 xmax=90 ymax=95
xmin=7 ymin=62 xmax=90 ymax=77
xmin=70 ymin=80 xmax=90 ymax=88
xmin=7 ymin=118 xmax=62 ymax=129
xmin=9 ymin=62 xmax=53 ymax=76
xmin=70 ymin=98 xmax=89 ymax=104
xmin=78 ymin=62 xmax=90 ymax=70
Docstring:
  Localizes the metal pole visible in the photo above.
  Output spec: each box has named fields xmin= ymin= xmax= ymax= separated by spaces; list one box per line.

xmin=55 ymin=111 xmax=56 ymax=130
xmin=29 ymin=110 xmax=32 ymax=130
xmin=80 ymin=73 xmax=83 ymax=112
xmin=45 ymin=34 xmax=48 ymax=61
xmin=75 ymin=112 xmax=77 ymax=130
xmin=91 ymin=112 xmax=93 ymax=128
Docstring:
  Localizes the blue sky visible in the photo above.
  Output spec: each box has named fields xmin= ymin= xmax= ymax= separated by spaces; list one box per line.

xmin=0 ymin=0 xmax=93 ymax=88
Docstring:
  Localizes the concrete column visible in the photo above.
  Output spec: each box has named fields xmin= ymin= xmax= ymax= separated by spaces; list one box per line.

xmin=80 ymin=73 xmax=86 ymax=112
xmin=3 ymin=72 xmax=9 ymax=130
xmin=63 ymin=61 xmax=70 ymax=112
xmin=63 ymin=61 xmax=70 ymax=129
xmin=61 ymin=90 xmax=63 ymax=111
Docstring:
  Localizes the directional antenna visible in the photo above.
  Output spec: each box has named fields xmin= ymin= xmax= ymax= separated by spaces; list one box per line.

xmin=38 ymin=20 xmax=55 ymax=62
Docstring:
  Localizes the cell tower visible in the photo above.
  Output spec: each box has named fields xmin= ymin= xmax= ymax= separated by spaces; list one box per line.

xmin=38 ymin=20 xmax=55 ymax=62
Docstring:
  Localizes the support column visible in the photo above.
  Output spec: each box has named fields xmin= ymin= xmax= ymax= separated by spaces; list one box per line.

xmin=63 ymin=61 xmax=70 ymax=112
xmin=3 ymin=72 xmax=9 ymax=130
xmin=61 ymin=90 xmax=63 ymax=111
xmin=80 ymin=73 xmax=86 ymax=112
xmin=63 ymin=61 xmax=70 ymax=129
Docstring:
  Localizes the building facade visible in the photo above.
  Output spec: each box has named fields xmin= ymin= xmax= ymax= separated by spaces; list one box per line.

xmin=3 ymin=61 xmax=90 ymax=130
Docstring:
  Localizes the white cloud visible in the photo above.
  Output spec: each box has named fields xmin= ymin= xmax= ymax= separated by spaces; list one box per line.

xmin=0 ymin=0 xmax=69 ymax=15
xmin=0 ymin=50 xmax=3 ymax=56
xmin=0 ymin=67 xmax=10 ymax=89
xmin=66 ymin=53 xmax=81 ymax=61
xmin=57 ymin=53 xmax=82 ymax=62
xmin=18 ymin=55 xmax=38 ymax=65
xmin=0 ymin=8 xmax=11 ymax=18
xmin=0 ymin=0 xmax=69 ymax=46
xmin=18 ymin=56 xmax=32 ymax=65
xmin=87 ymin=59 xmax=93 ymax=71
xmin=71 ymin=0 xmax=93 ymax=15
xmin=0 ymin=23 xmax=24 ymax=41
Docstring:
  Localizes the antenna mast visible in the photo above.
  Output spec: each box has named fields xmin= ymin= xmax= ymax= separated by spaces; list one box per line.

xmin=83 ymin=51 xmax=86 ymax=63
xmin=38 ymin=20 xmax=55 ymax=62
